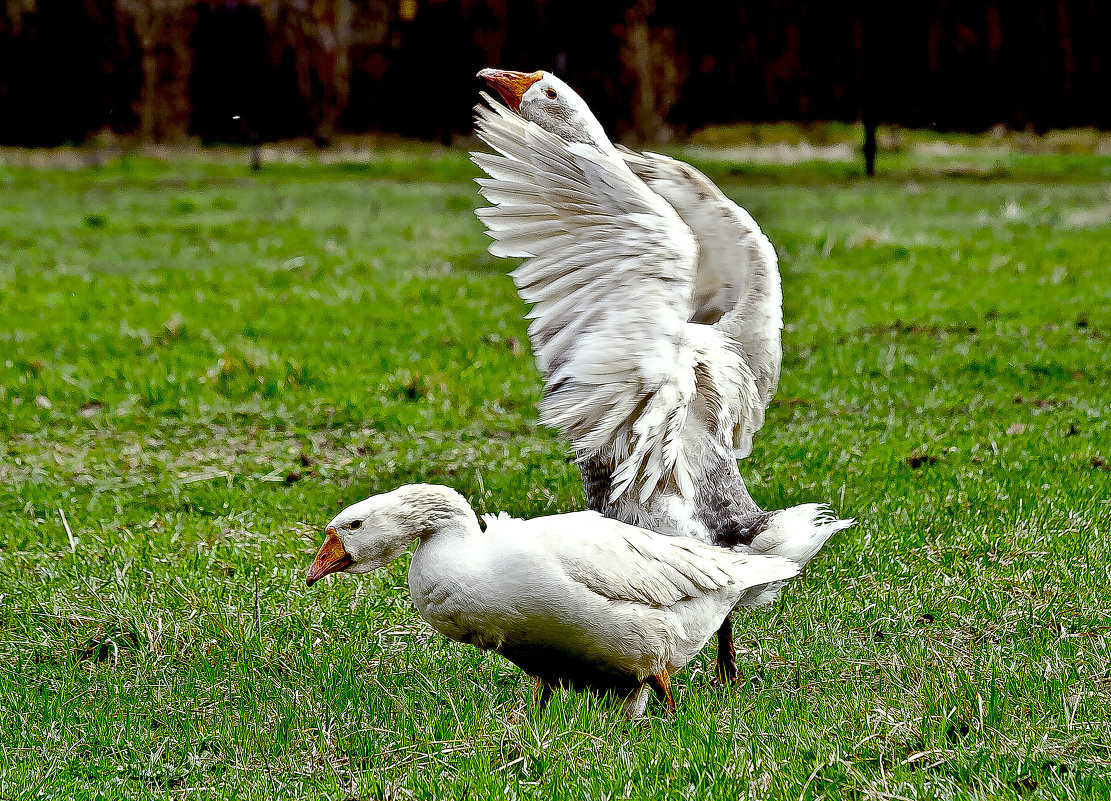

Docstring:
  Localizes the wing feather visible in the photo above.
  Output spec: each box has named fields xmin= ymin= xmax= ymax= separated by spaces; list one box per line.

xmin=472 ymin=96 xmax=702 ymax=501
xmin=493 ymin=511 xmax=799 ymax=608
xmin=621 ymin=150 xmax=784 ymax=458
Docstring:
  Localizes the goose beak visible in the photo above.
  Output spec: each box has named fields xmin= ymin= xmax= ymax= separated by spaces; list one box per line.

xmin=478 ymin=68 xmax=543 ymax=110
xmin=306 ymin=527 xmax=353 ymax=587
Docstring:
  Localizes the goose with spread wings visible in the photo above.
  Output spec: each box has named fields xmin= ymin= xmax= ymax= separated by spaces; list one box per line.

xmin=471 ymin=69 xmax=855 ymax=683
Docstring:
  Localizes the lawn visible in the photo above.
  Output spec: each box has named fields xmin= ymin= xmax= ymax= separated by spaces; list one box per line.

xmin=2 ymin=135 xmax=1110 ymax=800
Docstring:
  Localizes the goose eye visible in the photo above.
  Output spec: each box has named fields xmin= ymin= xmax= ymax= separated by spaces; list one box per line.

xmin=347 ymin=520 xmax=362 ymax=530
xmin=544 ymin=88 xmax=557 ymax=99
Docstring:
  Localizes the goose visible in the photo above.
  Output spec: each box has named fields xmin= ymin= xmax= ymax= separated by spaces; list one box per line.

xmin=472 ymin=69 xmax=855 ymax=683
xmin=306 ymin=484 xmax=799 ymax=717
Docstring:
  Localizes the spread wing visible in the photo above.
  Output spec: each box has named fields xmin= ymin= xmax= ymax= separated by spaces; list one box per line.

xmin=489 ymin=510 xmax=799 ymax=608
xmin=621 ymin=150 xmax=783 ymax=458
xmin=471 ymin=96 xmax=702 ymax=501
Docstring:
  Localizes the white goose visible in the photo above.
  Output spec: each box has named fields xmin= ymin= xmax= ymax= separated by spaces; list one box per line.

xmin=472 ymin=69 xmax=855 ymax=682
xmin=306 ymin=484 xmax=798 ymax=717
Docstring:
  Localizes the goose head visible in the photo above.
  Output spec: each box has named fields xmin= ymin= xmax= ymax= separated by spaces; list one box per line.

xmin=306 ymin=484 xmax=476 ymax=586
xmin=478 ymin=68 xmax=617 ymax=157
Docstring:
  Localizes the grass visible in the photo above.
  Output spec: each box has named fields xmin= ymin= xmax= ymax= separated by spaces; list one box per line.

xmin=2 ymin=132 xmax=1111 ymax=800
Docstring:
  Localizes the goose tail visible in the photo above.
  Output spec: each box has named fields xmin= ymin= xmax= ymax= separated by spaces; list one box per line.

xmin=750 ymin=503 xmax=855 ymax=568
xmin=728 ymin=504 xmax=853 ymax=609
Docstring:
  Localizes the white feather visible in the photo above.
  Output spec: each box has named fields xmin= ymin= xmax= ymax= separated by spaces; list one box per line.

xmin=750 ymin=505 xmax=857 ymax=567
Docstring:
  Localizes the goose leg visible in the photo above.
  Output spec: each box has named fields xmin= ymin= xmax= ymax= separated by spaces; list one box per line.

xmin=646 ymin=671 xmax=676 ymax=714
xmin=715 ymin=614 xmax=739 ymax=685
xmin=622 ymin=684 xmax=651 ymax=719
xmin=532 ymin=677 xmax=553 ymax=711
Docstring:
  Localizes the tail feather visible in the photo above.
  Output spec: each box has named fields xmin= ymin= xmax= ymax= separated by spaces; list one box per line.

xmin=750 ymin=503 xmax=855 ymax=567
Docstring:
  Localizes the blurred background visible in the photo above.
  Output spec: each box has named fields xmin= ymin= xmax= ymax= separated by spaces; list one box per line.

xmin=2 ymin=0 xmax=1109 ymax=150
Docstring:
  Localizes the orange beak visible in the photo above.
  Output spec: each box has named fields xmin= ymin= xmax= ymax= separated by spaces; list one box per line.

xmin=478 ymin=68 xmax=543 ymax=111
xmin=306 ymin=527 xmax=353 ymax=587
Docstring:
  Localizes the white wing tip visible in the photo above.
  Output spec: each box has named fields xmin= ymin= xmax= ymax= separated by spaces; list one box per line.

xmin=740 ymin=553 xmax=800 ymax=586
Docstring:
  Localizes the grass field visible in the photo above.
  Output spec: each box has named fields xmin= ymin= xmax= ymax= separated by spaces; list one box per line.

xmin=2 ymin=134 xmax=1111 ymax=799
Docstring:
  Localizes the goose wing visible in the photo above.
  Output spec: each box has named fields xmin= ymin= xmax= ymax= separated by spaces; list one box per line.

xmin=485 ymin=511 xmax=799 ymax=608
xmin=621 ymin=150 xmax=783 ymax=458
xmin=472 ymin=97 xmax=702 ymax=501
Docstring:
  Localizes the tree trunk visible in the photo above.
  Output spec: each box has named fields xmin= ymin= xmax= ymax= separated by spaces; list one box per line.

xmin=124 ymin=0 xmax=195 ymax=143
xmin=619 ymin=0 xmax=682 ymax=144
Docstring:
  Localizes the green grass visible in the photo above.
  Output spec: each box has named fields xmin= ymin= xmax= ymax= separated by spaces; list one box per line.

xmin=2 ymin=137 xmax=1111 ymax=800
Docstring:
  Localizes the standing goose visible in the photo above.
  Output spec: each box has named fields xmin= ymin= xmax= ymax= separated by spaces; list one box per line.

xmin=306 ymin=484 xmax=798 ymax=717
xmin=472 ymin=69 xmax=855 ymax=683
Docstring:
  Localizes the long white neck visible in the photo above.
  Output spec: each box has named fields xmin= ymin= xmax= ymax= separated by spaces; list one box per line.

xmin=579 ymin=113 xmax=620 ymax=159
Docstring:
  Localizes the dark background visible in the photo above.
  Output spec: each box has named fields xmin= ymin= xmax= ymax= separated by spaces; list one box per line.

xmin=1 ymin=0 xmax=1107 ymax=147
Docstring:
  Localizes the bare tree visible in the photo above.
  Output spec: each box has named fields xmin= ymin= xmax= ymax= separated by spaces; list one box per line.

xmin=261 ymin=0 xmax=354 ymax=146
xmin=618 ymin=0 xmax=684 ymax=144
xmin=119 ymin=0 xmax=196 ymax=142
xmin=1 ymin=0 xmax=38 ymax=34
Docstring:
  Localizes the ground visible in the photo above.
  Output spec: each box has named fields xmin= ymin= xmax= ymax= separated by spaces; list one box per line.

xmin=1 ymin=130 xmax=1110 ymax=800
